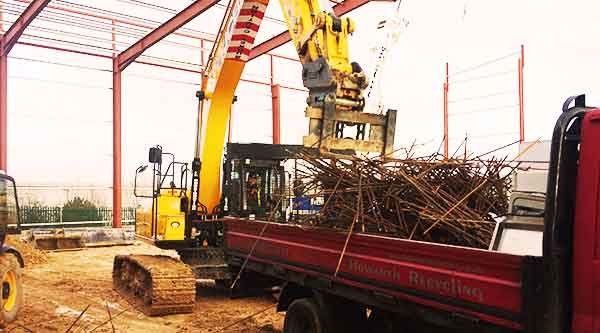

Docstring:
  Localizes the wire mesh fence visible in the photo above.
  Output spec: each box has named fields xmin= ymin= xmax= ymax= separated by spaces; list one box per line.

xmin=18 ymin=206 xmax=136 ymax=228
xmin=443 ymin=46 xmax=525 ymax=158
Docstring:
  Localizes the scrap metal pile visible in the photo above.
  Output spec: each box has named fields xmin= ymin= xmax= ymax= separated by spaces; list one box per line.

xmin=294 ymin=150 xmax=515 ymax=249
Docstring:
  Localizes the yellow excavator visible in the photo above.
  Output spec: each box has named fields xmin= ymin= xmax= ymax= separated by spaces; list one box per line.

xmin=112 ymin=0 xmax=397 ymax=315
xmin=0 ymin=172 xmax=24 ymax=327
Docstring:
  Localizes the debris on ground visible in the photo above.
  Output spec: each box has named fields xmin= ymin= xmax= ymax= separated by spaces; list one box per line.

xmin=4 ymin=242 xmax=283 ymax=333
xmin=7 ymin=235 xmax=48 ymax=265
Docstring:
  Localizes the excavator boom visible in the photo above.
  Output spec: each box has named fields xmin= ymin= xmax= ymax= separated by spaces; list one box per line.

xmin=196 ymin=0 xmax=271 ymax=213
xmin=196 ymin=0 xmax=397 ymax=213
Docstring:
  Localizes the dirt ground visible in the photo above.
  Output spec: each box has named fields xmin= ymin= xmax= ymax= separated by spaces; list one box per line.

xmin=4 ymin=238 xmax=284 ymax=333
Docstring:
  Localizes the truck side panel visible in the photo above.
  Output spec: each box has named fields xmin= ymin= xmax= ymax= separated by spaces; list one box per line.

xmin=224 ymin=218 xmax=527 ymax=330
xmin=572 ymin=108 xmax=600 ymax=333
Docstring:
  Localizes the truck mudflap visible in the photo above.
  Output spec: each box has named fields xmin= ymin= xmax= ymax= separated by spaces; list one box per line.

xmin=223 ymin=218 xmax=538 ymax=331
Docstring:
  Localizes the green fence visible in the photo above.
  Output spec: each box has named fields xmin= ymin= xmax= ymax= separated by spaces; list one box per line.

xmin=19 ymin=206 xmax=61 ymax=224
xmin=19 ymin=206 xmax=136 ymax=227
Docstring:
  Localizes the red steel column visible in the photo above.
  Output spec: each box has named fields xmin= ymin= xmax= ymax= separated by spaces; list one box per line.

xmin=0 ymin=52 xmax=6 ymax=170
xmin=112 ymin=59 xmax=122 ymax=228
xmin=111 ymin=0 xmax=218 ymax=227
xmin=518 ymin=45 xmax=525 ymax=143
xmin=270 ymin=55 xmax=281 ymax=144
xmin=271 ymin=84 xmax=281 ymax=144
xmin=443 ymin=62 xmax=449 ymax=159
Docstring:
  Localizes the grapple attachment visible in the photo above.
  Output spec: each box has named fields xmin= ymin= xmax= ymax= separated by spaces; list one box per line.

xmin=304 ymin=107 xmax=397 ymax=156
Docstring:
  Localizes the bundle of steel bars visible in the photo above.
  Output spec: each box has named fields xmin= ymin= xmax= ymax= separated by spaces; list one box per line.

xmin=293 ymin=151 xmax=515 ymax=249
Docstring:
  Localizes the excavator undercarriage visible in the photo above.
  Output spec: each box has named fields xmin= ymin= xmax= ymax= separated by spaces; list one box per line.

xmin=113 ymin=255 xmax=196 ymax=316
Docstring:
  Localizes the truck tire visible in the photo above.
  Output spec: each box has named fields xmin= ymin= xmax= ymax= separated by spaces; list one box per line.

xmin=0 ymin=253 xmax=23 ymax=328
xmin=328 ymin=297 xmax=367 ymax=333
xmin=283 ymin=298 xmax=330 ymax=333
xmin=367 ymin=309 xmax=400 ymax=333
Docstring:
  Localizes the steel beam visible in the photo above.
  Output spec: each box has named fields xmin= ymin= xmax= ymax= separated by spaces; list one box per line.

xmin=112 ymin=59 xmax=122 ymax=228
xmin=0 ymin=0 xmax=50 ymax=171
xmin=1 ymin=0 xmax=51 ymax=55
xmin=249 ymin=0 xmax=372 ymax=60
xmin=116 ymin=0 xmax=219 ymax=71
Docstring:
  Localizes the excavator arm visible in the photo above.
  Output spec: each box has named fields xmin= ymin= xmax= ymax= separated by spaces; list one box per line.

xmin=195 ymin=0 xmax=397 ymax=213
xmin=279 ymin=0 xmax=396 ymax=155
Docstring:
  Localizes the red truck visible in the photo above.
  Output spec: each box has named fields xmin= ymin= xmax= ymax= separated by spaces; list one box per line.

xmin=222 ymin=95 xmax=600 ymax=333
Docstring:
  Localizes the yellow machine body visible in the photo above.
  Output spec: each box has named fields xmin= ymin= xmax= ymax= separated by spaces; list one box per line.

xmin=136 ymin=189 xmax=186 ymax=241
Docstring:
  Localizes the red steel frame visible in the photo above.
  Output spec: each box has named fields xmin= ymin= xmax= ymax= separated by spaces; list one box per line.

xmin=0 ymin=0 xmax=380 ymax=228
xmin=443 ymin=46 xmax=525 ymax=158
xmin=111 ymin=0 xmax=220 ymax=228
xmin=249 ymin=0 xmax=380 ymax=60
xmin=0 ymin=0 xmax=50 ymax=171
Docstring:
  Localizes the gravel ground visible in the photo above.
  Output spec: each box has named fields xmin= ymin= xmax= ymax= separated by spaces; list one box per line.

xmin=4 ymin=238 xmax=284 ymax=333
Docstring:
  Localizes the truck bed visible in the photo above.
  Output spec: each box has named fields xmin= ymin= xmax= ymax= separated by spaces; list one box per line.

xmin=224 ymin=217 xmax=542 ymax=331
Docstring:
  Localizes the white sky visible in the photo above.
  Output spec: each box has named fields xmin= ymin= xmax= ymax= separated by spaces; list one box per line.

xmin=4 ymin=0 xmax=600 ymax=187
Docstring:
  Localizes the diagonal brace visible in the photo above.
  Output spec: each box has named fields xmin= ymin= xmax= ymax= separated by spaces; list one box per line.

xmin=116 ymin=0 xmax=219 ymax=71
xmin=249 ymin=0 xmax=376 ymax=60
xmin=1 ymin=0 xmax=51 ymax=55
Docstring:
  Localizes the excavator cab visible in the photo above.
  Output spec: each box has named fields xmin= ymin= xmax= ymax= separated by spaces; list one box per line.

xmin=133 ymin=145 xmax=189 ymax=242
xmin=221 ymin=143 xmax=289 ymax=221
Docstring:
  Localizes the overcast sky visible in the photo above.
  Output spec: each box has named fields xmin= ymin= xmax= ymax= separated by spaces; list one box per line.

xmin=4 ymin=0 xmax=600 ymax=186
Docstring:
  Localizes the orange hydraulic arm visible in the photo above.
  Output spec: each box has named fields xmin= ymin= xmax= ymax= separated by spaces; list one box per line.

xmin=193 ymin=0 xmax=397 ymax=214
xmin=193 ymin=0 xmax=270 ymax=214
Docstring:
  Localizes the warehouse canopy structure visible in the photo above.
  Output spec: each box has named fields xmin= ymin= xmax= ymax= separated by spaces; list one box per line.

xmin=0 ymin=0 xmax=389 ymax=227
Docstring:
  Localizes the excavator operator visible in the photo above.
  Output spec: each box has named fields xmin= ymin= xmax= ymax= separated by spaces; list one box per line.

xmin=246 ymin=172 xmax=261 ymax=214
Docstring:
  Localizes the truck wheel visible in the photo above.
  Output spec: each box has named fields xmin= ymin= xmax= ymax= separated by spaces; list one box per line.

xmin=367 ymin=310 xmax=398 ymax=333
xmin=283 ymin=298 xmax=329 ymax=333
xmin=328 ymin=298 xmax=367 ymax=333
xmin=0 ymin=254 xmax=23 ymax=328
